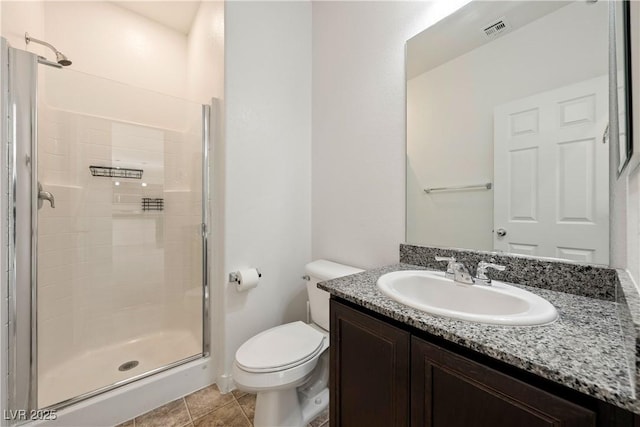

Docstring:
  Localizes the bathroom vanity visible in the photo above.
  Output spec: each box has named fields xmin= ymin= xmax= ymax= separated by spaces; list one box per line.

xmin=320 ymin=246 xmax=640 ymax=427
xmin=330 ymin=300 xmax=631 ymax=426
xmin=350 ymin=0 xmax=640 ymax=424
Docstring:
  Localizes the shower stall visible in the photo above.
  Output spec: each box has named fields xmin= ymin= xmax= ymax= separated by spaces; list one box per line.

xmin=2 ymin=38 xmax=211 ymax=413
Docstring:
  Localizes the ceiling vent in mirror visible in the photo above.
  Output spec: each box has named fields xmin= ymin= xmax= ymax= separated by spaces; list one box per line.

xmin=482 ymin=18 xmax=511 ymax=39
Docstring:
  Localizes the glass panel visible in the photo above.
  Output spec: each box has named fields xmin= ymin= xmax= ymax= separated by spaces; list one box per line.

xmin=36 ymin=66 xmax=204 ymax=407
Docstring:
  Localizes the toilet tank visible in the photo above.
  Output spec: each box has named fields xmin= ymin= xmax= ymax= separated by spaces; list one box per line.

xmin=305 ymin=260 xmax=364 ymax=331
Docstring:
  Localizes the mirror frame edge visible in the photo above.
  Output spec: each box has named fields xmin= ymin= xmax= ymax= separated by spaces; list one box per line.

xmin=615 ymin=0 xmax=634 ymax=178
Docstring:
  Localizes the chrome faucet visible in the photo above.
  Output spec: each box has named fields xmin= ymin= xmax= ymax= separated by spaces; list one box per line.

xmin=474 ymin=261 xmax=506 ymax=286
xmin=435 ymin=256 xmax=474 ymax=284
xmin=451 ymin=262 xmax=474 ymax=284
xmin=435 ymin=256 xmax=456 ymax=280
xmin=435 ymin=257 xmax=506 ymax=285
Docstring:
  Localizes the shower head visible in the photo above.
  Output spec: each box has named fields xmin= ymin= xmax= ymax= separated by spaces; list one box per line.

xmin=25 ymin=32 xmax=72 ymax=66
xmin=55 ymin=51 xmax=72 ymax=67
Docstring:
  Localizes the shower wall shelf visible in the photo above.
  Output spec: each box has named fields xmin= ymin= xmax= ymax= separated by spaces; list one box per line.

xmin=90 ymin=165 xmax=143 ymax=179
xmin=142 ymin=198 xmax=164 ymax=211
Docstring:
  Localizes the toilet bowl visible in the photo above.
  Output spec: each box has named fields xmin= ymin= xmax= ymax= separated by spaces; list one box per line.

xmin=232 ymin=260 xmax=363 ymax=427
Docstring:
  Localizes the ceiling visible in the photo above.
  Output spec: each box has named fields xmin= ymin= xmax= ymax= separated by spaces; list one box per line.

xmin=406 ymin=1 xmax=572 ymax=79
xmin=113 ymin=1 xmax=201 ymax=35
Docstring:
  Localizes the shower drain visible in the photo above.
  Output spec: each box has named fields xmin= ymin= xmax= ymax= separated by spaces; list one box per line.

xmin=118 ymin=360 xmax=139 ymax=372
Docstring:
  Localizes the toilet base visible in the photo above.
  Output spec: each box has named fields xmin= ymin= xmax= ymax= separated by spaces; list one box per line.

xmin=253 ymin=387 xmax=329 ymax=427
xmin=301 ymin=387 xmax=329 ymax=425
xmin=254 ymin=388 xmax=303 ymax=427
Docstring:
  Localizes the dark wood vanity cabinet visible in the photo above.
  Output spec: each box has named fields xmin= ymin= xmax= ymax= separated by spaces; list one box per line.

xmin=411 ymin=337 xmax=595 ymax=427
xmin=330 ymin=298 xmax=410 ymax=427
xmin=330 ymin=299 xmax=634 ymax=427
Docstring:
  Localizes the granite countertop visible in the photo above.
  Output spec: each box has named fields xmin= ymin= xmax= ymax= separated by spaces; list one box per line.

xmin=318 ymin=263 xmax=638 ymax=413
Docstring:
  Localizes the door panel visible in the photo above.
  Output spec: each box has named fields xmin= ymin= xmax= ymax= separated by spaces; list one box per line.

xmin=330 ymin=300 xmax=410 ymax=427
xmin=6 ymin=42 xmax=39 ymax=414
xmin=494 ymin=75 xmax=609 ymax=264
xmin=35 ymin=66 xmax=207 ymax=407
xmin=411 ymin=337 xmax=597 ymax=427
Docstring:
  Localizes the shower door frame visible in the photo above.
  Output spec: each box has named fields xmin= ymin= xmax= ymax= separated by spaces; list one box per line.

xmin=4 ymin=40 xmax=212 ymax=414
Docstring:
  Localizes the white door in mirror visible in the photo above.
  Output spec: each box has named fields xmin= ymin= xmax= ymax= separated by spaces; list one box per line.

xmin=493 ymin=75 xmax=609 ymax=264
xmin=376 ymin=270 xmax=558 ymax=326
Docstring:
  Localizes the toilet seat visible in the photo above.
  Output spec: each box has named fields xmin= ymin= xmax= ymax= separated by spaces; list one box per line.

xmin=236 ymin=321 xmax=325 ymax=373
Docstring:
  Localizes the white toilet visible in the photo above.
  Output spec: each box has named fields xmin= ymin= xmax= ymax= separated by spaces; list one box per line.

xmin=232 ymin=260 xmax=363 ymax=427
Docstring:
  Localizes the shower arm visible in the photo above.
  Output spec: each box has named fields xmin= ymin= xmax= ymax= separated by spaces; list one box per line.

xmin=25 ymin=33 xmax=58 ymax=54
xmin=24 ymin=32 xmax=71 ymax=66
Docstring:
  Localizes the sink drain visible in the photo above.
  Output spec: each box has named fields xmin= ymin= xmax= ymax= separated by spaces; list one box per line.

xmin=118 ymin=360 xmax=139 ymax=372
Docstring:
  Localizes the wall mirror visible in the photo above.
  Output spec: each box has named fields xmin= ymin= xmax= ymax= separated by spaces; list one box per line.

xmin=612 ymin=0 xmax=633 ymax=176
xmin=405 ymin=0 xmax=631 ymax=265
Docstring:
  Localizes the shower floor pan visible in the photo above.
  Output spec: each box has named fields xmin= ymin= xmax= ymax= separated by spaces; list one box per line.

xmin=38 ymin=329 xmax=201 ymax=408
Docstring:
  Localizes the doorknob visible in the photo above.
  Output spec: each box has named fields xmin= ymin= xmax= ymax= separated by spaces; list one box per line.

xmin=496 ymin=228 xmax=507 ymax=237
xmin=602 ymin=123 xmax=609 ymax=144
xmin=38 ymin=182 xmax=55 ymax=209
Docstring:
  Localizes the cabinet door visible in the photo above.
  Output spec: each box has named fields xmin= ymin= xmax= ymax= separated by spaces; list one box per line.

xmin=330 ymin=300 xmax=410 ymax=427
xmin=411 ymin=337 xmax=596 ymax=427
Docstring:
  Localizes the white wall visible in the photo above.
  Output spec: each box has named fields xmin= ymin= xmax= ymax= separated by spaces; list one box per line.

xmin=406 ymin=1 xmax=608 ymax=251
xmin=1 ymin=1 xmax=45 ymax=52
xmin=311 ymin=0 xmax=470 ymax=269
xmin=221 ymin=1 xmax=311 ymax=384
xmin=3 ymin=1 xmax=190 ymax=99
xmin=187 ymin=1 xmax=224 ymax=104
xmin=44 ymin=2 xmax=188 ymax=99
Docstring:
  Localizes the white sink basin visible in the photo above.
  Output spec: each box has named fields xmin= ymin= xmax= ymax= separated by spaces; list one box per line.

xmin=376 ymin=270 xmax=558 ymax=326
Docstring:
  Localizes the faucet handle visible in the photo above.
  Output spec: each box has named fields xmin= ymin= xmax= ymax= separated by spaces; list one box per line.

xmin=478 ymin=261 xmax=506 ymax=272
xmin=475 ymin=261 xmax=506 ymax=285
xmin=435 ymin=256 xmax=456 ymax=279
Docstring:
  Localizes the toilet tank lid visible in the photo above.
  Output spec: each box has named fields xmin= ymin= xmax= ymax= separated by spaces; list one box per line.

xmin=304 ymin=259 xmax=364 ymax=281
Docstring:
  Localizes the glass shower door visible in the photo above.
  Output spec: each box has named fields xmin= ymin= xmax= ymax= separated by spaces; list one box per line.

xmin=35 ymin=65 xmax=208 ymax=408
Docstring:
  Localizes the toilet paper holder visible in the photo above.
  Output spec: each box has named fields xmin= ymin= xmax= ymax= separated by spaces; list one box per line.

xmin=229 ymin=268 xmax=262 ymax=284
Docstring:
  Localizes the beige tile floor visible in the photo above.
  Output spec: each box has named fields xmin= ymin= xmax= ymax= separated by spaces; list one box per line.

xmin=115 ymin=385 xmax=329 ymax=427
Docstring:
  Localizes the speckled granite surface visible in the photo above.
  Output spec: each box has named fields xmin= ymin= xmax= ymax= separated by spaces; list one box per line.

xmin=400 ymin=244 xmax=617 ymax=301
xmin=319 ymin=264 xmax=639 ymax=413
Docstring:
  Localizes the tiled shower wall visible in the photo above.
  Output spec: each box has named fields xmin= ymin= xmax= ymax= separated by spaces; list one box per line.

xmin=37 ymin=103 xmax=203 ymax=375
